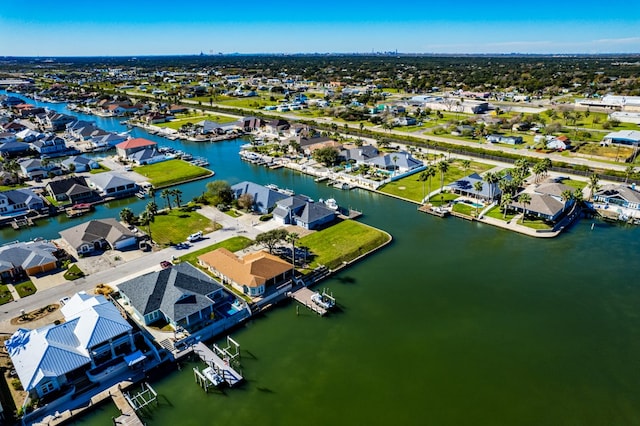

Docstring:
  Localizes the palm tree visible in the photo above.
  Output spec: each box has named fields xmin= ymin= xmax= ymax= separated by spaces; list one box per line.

xmin=473 ymin=181 xmax=484 ymax=216
xmin=4 ymin=159 xmax=20 ymax=184
xmin=573 ymin=188 xmax=584 ymax=205
xmin=139 ymin=210 xmax=154 ymax=242
xmin=172 ymin=189 xmax=183 ymax=208
xmin=518 ymin=193 xmax=532 ymax=223
xmin=561 ymin=189 xmax=573 ymax=212
xmin=588 ymin=173 xmax=600 ymax=202
xmin=437 ymin=160 xmax=449 ymax=194
xmin=161 ymin=189 xmax=172 ymax=210
xmin=392 ymin=155 xmax=398 ymax=175
xmin=148 ymin=187 xmax=156 ymax=204
xmin=146 ymin=201 xmax=158 ymax=217
xmin=285 ymin=232 xmax=299 ymax=269
xmin=500 ymin=193 xmax=513 ymax=219
xmin=483 ymin=171 xmax=500 ymax=201
xmin=119 ymin=207 xmax=135 ymax=225
xmin=419 ymin=166 xmax=436 ymax=203
xmin=625 ymin=165 xmax=636 ymax=184
xmin=461 ymin=159 xmax=471 ymax=174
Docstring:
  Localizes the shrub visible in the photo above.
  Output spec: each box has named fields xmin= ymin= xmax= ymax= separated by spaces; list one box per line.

xmin=11 ymin=378 xmax=23 ymax=390
xmin=259 ymin=214 xmax=273 ymax=221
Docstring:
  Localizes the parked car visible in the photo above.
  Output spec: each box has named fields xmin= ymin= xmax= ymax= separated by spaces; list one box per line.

xmin=160 ymin=260 xmax=172 ymax=269
xmin=187 ymin=231 xmax=203 ymax=242
xmin=59 ymin=296 xmax=70 ymax=306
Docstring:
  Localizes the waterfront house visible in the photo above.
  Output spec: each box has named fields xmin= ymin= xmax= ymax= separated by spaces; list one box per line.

xmin=18 ymin=159 xmax=47 ymax=180
xmin=5 ymin=291 xmax=139 ymax=399
xmin=238 ymin=116 xmax=262 ymax=131
xmin=65 ymin=120 xmax=104 ymax=141
xmin=0 ymin=240 xmax=60 ymax=283
xmin=0 ymin=140 xmax=31 ymax=157
xmin=509 ymin=193 xmax=565 ymax=222
xmin=197 ymin=120 xmax=226 ymax=135
xmin=0 ymin=188 xmax=45 ymax=215
xmin=129 ymin=147 xmax=168 ymax=165
xmin=340 ymin=145 xmax=379 ymax=164
xmin=534 ymin=182 xmax=577 ymax=205
xmin=447 ymin=173 xmax=503 ymax=201
xmin=594 ymin=184 xmax=640 ymax=210
xmin=117 ymin=262 xmax=227 ymax=332
xmin=60 ymin=155 xmax=99 ymax=173
xmin=365 ymin=151 xmax=423 ymax=174
xmin=273 ymin=195 xmax=337 ymax=230
xmin=88 ymin=172 xmax=138 ymax=198
xmin=231 ymin=181 xmax=288 ymax=214
xmin=141 ymin=112 xmax=174 ymax=124
xmin=198 ymin=248 xmax=292 ymax=297
xmin=41 ymin=112 xmax=75 ymax=132
xmin=0 ymin=132 xmax=17 ymax=144
xmin=264 ymin=119 xmax=290 ymax=134
xmin=46 ymin=176 xmax=95 ymax=203
xmin=88 ymin=132 xmax=128 ymax=150
xmin=60 ymin=218 xmax=137 ymax=256
xmin=31 ymin=134 xmax=68 ymax=156
xmin=116 ymin=137 xmax=157 ymax=158
xmin=299 ymin=136 xmax=342 ymax=157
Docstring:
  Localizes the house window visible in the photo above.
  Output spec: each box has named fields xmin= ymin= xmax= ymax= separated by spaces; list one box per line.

xmin=41 ymin=381 xmax=55 ymax=395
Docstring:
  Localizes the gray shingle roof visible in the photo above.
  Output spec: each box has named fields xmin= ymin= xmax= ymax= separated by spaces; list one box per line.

xmin=231 ymin=181 xmax=288 ymax=213
xmin=59 ymin=218 xmax=135 ymax=249
xmin=0 ymin=241 xmax=58 ymax=274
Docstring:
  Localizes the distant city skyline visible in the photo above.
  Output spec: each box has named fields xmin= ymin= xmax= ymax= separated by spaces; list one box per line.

xmin=1 ymin=0 xmax=639 ymax=57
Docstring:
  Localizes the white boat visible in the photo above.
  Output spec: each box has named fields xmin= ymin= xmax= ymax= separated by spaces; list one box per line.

xmin=202 ymin=366 xmax=224 ymax=386
xmin=311 ymin=292 xmax=335 ymax=310
xmin=279 ymin=188 xmax=295 ymax=196
xmin=324 ymin=198 xmax=339 ymax=210
xmin=265 ymin=184 xmax=279 ymax=191
xmin=135 ymin=191 xmax=146 ymax=199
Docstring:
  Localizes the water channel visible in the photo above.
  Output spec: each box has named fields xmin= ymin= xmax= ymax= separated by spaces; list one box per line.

xmin=4 ymin=92 xmax=640 ymax=425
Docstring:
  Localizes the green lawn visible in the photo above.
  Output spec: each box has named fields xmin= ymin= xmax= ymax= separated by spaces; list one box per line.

xmin=148 ymin=209 xmax=217 ymax=246
xmin=0 ymin=184 xmax=28 ymax=191
xmin=299 ymin=220 xmax=391 ymax=271
xmin=379 ymin=159 xmax=493 ymax=202
xmin=177 ymin=236 xmax=254 ymax=266
xmin=519 ymin=217 xmax=553 ymax=230
xmin=14 ymin=280 xmax=37 ymax=297
xmin=428 ymin=192 xmax=459 ymax=207
xmin=155 ymin=114 xmax=237 ymax=130
xmin=63 ymin=264 xmax=85 ymax=281
xmin=484 ymin=205 xmax=517 ymax=222
xmin=89 ymin=164 xmax=111 ymax=174
xmin=133 ymin=159 xmax=212 ymax=188
xmin=558 ymin=178 xmax=588 ymax=190
xmin=0 ymin=284 xmax=14 ymax=305
xmin=452 ymin=202 xmax=476 ymax=217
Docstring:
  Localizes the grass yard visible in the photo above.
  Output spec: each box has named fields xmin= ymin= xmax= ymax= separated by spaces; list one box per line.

xmin=379 ymin=159 xmax=493 ymax=202
xmin=558 ymin=178 xmax=588 ymax=190
xmin=134 ymin=159 xmax=212 ymax=188
xmin=156 ymin=114 xmax=237 ymax=130
xmin=575 ymin=142 xmax=634 ymax=161
xmin=177 ymin=236 xmax=253 ymax=266
xmin=452 ymin=202 xmax=477 ymax=217
xmin=299 ymin=220 xmax=391 ymax=271
xmin=14 ymin=280 xmax=37 ymax=297
xmin=484 ymin=205 xmax=517 ymax=222
xmin=89 ymin=164 xmax=111 ymax=174
xmin=63 ymin=264 xmax=85 ymax=281
xmin=149 ymin=209 xmax=217 ymax=246
xmin=428 ymin=191 xmax=459 ymax=207
xmin=0 ymin=184 xmax=28 ymax=192
xmin=0 ymin=284 xmax=14 ymax=305
xmin=519 ymin=217 xmax=553 ymax=230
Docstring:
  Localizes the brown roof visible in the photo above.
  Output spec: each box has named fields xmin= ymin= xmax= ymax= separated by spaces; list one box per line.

xmin=198 ymin=248 xmax=292 ymax=288
xmin=116 ymin=137 xmax=157 ymax=149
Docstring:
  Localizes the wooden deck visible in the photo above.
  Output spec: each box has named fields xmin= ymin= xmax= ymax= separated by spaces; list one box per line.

xmin=193 ymin=342 xmax=243 ymax=387
xmin=289 ymin=287 xmax=327 ymax=316
xmin=418 ymin=204 xmax=450 ymax=217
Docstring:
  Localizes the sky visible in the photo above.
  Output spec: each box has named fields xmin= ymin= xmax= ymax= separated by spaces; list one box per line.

xmin=1 ymin=0 xmax=639 ymax=56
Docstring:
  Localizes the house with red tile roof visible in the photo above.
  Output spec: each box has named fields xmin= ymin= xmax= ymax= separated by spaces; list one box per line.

xmin=116 ymin=137 xmax=157 ymax=158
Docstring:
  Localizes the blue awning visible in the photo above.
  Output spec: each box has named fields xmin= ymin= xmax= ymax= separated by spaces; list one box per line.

xmin=124 ymin=350 xmax=146 ymax=366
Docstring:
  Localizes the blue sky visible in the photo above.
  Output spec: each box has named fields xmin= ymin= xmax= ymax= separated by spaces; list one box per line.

xmin=1 ymin=0 xmax=639 ymax=56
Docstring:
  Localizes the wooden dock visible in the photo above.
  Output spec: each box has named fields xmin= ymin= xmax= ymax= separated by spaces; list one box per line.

xmin=418 ymin=204 xmax=450 ymax=217
xmin=193 ymin=342 xmax=243 ymax=387
xmin=112 ymin=384 xmax=144 ymax=426
xmin=289 ymin=287 xmax=327 ymax=316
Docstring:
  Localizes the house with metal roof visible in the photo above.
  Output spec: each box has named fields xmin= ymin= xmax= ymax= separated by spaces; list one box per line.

xmin=129 ymin=147 xmax=169 ymax=165
xmin=59 ymin=218 xmax=137 ymax=256
xmin=231 ymin=181 xmax=288 ymax=214
xmin=602 ymin=130 xmax=640 ymax=146
xmin=365 ymin=150 xmax=423 ymax=174
xmin=272 ymin=195 xmax=337 ymax=230
xmin=88 ymin=172 xmax=137 ymax=198
xmin=5 ymin=292 xmax=137 ymax=399
xmin=198 ymin=248 xmax=292 ymax=297
xmin=0 ymin=240 xmax=60 ymax=283
xmin=446 ymin=173 xmax=503 ymax=201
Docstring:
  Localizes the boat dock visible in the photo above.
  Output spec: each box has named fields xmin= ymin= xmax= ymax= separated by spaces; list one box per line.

xmin=289 ymin=287 xmax=330 ymax=316
xmin=418 ymin=204 xmax=450 ymax=217
xmin=193 ymin=341 xmax=243 ymax=387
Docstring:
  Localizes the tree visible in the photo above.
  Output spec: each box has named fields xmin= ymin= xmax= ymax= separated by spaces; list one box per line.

xmin=419 ymin=166 xmax=436 ymax=202
xmin=4 ymin=159 xmax=20 ymax=183
xmin=437 ymin=160 xmax=449 ymax=193
xmin=146 ymin=201 xmax=158 ymax=217
xmin=206 ymin=180 xmax=233 ymax=205
xmin=500 ymin=193 xmax=513 ymax=219
xmin=255 ymin=229 xmax=289 ymax=254
xmin=625 ymin=165 xmax=636 ymax=184
xmin=561 ymin=189 xmax=573 ymax=212
xmin=172 ymin=189 xmax=183 ymax=208
xmin=161 ymin=189 xmax=173 ymax=210
xmin=588 ymin=173 xmax=600 ymax=201
xmin=119 ymin=207 xmax=135 ymax=225
xmin=286 ymin=232 xmax=299 ymax=268
xmin=392 ymin=155 xmax=399 ymax=175
xmin=139 ymin=210 xmax=154 ymax=242
xmin=573 ymin=188 xmax=584 ymax=205
xmin=312 ymin=146 xmax=340 ymax=166
xmin=518 ymin=193 xmax=532 ymax=223
xmin=377 ymin=138 xmax=391 ymax=149
xmin=237 ymin=193 xmax=254 ymax=211
xmin=461 ymin=159 xmax=471 ymax=174
xmin=483 ymin=171 xmax=500 ymax=201
xmin=473 ymin=181 xmax=484 ymax=216
xmin=68 ymin=163 xmax=76 ymax=173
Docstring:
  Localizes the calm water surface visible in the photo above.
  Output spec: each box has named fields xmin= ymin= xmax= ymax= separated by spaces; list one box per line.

xmin=4 ymin=92 xmax=640 ymax=425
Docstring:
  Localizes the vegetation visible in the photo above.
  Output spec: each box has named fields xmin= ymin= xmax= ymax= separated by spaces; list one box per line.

xmin=255 ymin=229 xmax=290 ymax=254
xmin=148 ymin=209 xmax=217 ymax=246
xmin=178 ymin=236 xmax=253 ymax=266
xmin=64 ymin=264 xmax=85 ymax=281
xmin=0 ymin=284 xmax=14 ymax=304
xmin=298 ymin=220 xmax=391 ymax=270
xmin=89 ymin=164 xmax=111 ymax=174
xmin=134 ymin=159 xmax=211 ymax=188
